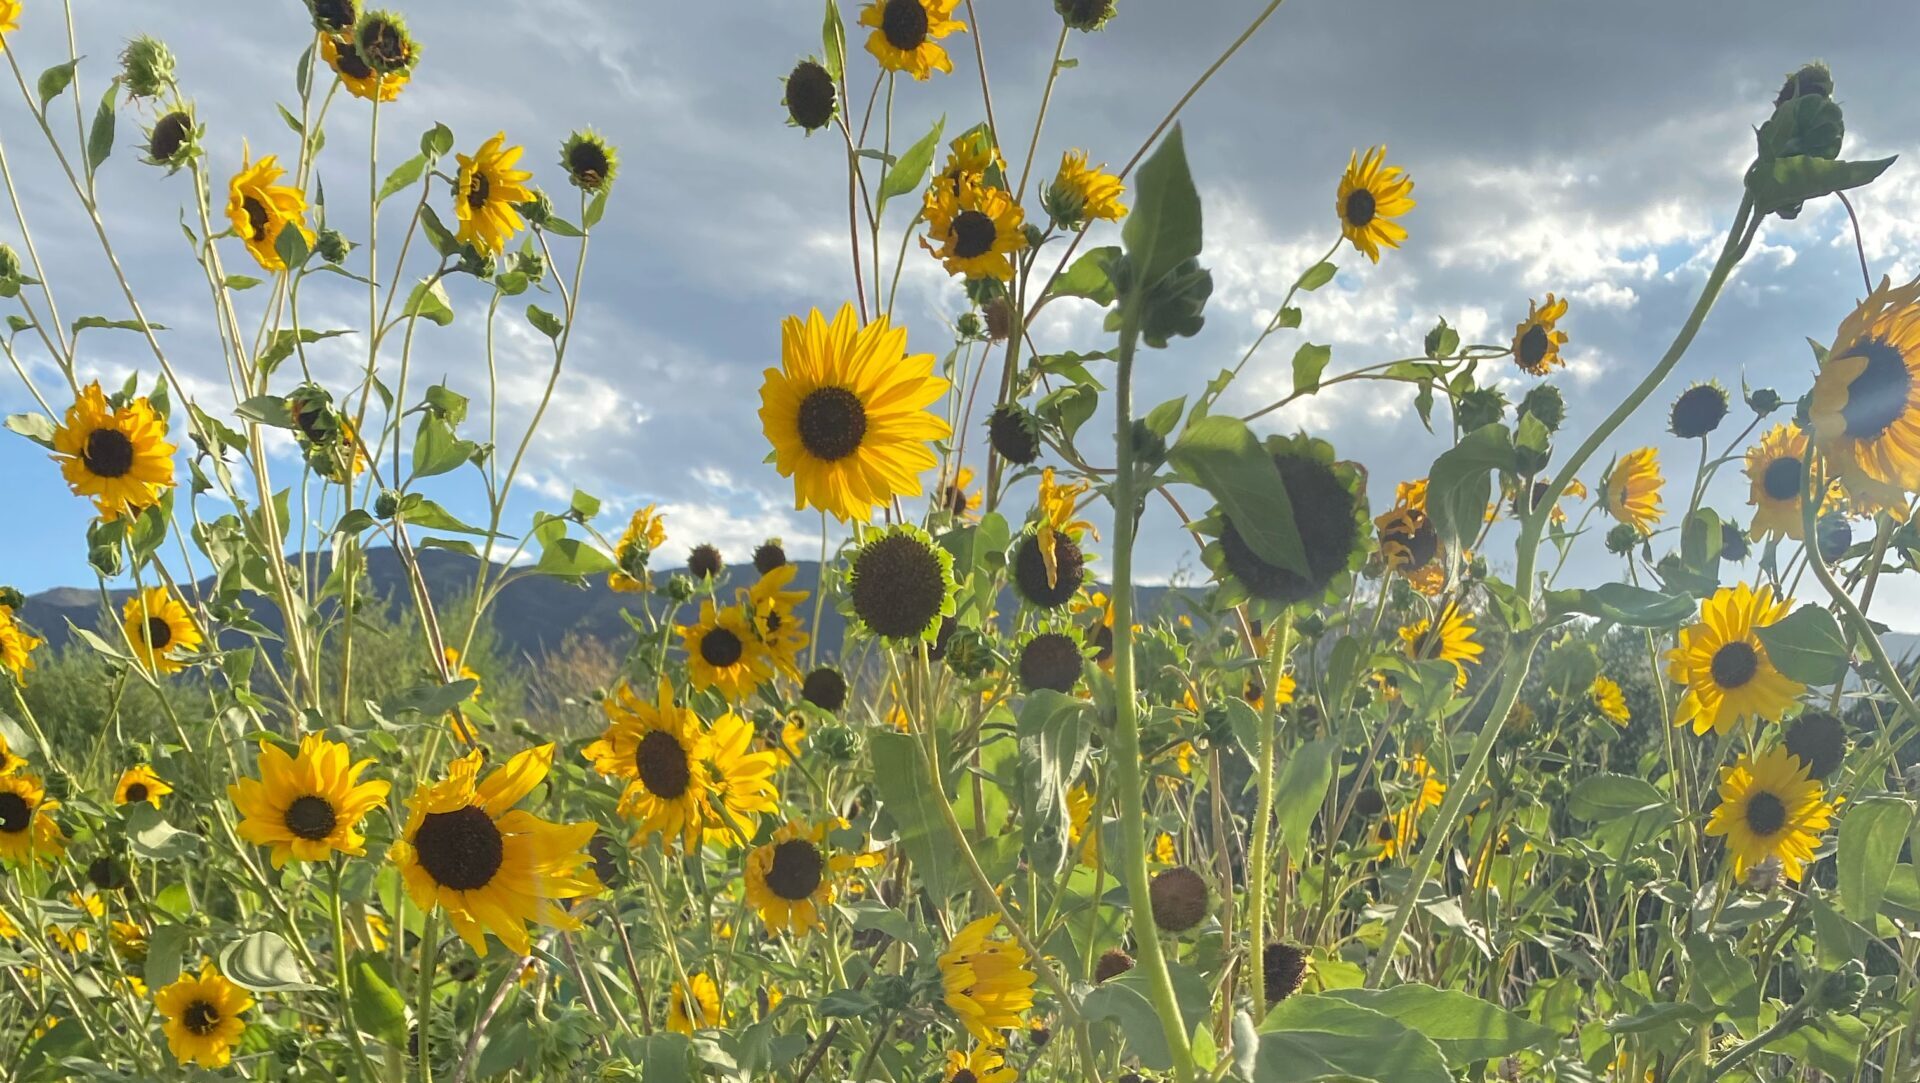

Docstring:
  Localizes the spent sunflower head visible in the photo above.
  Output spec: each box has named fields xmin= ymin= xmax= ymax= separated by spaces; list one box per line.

xmin=351 ymin=10 xmax=419 ymax=76
xmin=1017 ymin=628 xmax=1086 ymax=693
xmin=988 ymin=401 xmax=1041 ymax=466
xmin=1783 ymin=711 xmax=1848 ymax=780
xmin=308 ymin=0 xmax=358 ymax=32
xmin=560 ymin=130 xmax=618 ymax=193
xmin=1200 ymin=433 xmax=1369 ymax=612
xmin=847 ymin=524 xmax=956 ymax=645
xmin=1670 ymin=380 xmax=1730 ymax=438
xmin=1510 ymin=294 xmax=1569 ymax=376
xmin=320 ymin=32 xmax=406 ymax=102
xmin=783 ymin=59 xmax=838 ymax=132
xmin=1056 ymin=0 xmax=1117 ymax=32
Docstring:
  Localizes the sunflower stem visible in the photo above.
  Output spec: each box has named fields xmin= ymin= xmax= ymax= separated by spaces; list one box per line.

xmin=330 ymin=861 xmax=381 ymax=1083
xmin=1245 ymin=613 xmax=1292 ymax=1013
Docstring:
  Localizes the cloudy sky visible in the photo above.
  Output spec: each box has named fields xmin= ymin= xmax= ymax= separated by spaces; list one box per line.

xmin=3 ymin=1 xmax=1919 ymax=625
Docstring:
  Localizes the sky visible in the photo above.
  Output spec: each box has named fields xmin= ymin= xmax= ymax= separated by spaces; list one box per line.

xmin=3 ymin=0 xmax=1920 ymax=625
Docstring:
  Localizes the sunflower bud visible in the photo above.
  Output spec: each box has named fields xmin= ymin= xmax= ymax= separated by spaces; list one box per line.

xmin=1041 ymin=177 xmax=1089 ymax=232
xmin=142 ymin=109 xmax=201 ymax=173
xmin=813 ymin=723 xmax=859 ymax=763
xmin=955 ymin=312 xmax=984 ymax=340
xmin=1812 ymin=960 xmax=1867 ymax=1015
xmin=0 ymin=585 xmax=22 ymax=610
xmin=1816 ymin=512 xmax=1853 ymax=563
xmin=1604 ymin=523 xmax=1643 ymax=556
xmin=1518 ymin=383 xmax=1565 ymax=433
xmin=352 ymin=11 xmax=419 ymax=76
xmin=517 ymin=188 xmax=554 ymax=227
xmin=374 ymin=488 xmax=401 ymax=519
xmin=1623 ymin=856 xmax=1661 ymax=885
xmin=512 ymin=249 xmax=546 ymax=283
xmin=1720 ymin=523 xmax=1751 ymax=562
xmin=1056 ymin=0 xmax=1117 ymax=32
xmin=316 ymin=228 xmax=350 ymax=264
xmin=0 ymin=245 xmax=20 ymax=298
xmin=119 ymin=36 xmax=176 ymax=99
xmin=1746 ymin=386 xmax=1784 ymax=416
xmin=665 ymin=574 xmax=695 ymax=603
xmin=1774 ymin=61 xmax=1833 ymax=106
xmin=44 ymin=767 xmax=74 ymax=801
xmin=869 ymin=973 xmax=914 ymax=1011
xmin=1455 ymin=386 xmax=1507 ymax=432
xmin=783 ymin=59 xmax=837 ymax=133
xmin=560 ymin=131 xmax=618 ymax=194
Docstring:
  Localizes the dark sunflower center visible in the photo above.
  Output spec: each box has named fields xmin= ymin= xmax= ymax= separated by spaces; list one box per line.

xmin=149 ymin=112 xmax=191 ymax=160
xmin=880 ymin=0 xmax=930 ymax=50
xmin=1384 ymin=515 xmax=1439 ymax=569
xmin=313 ymin=0 xmax=357 ymax=31
xmin=411 ymin=805 xmax=505 ymax=891
xmin=796 ymin=386 xmax=868 ymax=462
xmin=1838 ymin=338 xmax=1913 ymax=439
xmin=635 ymin=729 xmax=693 ymax=799
xmin=945 ymin=483 xmax=969 ymax=516
xmin=142 ymin=616 xmax=173 ymax=651
xmin=700 ymin=627 xmax=744 ymax=668
xmin=568 ymin=142 xmax=609 ymax=187
xmin=183 ymin=1000 xmax=222 ymax=1036
xmin=82 ymin=428 xmax=136 ymax=478
xmin=1344 ymin=188 xmax=1377 ymax=227
xmin=241 ymin=195 xmax=271 ymax=241
xmin=468 ymin=172 xmax=492 ymax=210
xmin=333 ymin=38 xmax=375 ymax=80
xmin=360 ymin=21 xmax=408 ymax=68
xmin=284 ymin=794 xmax=339 ymax=840
xmin=765 ymin=839 xmax=825 ymax=900
xmin=1090 ymin=621 xmax=1114 ymax=664
xmin=851 ymin=534 xmax=947 ymax=640
xmin=1743 ymin=790 xmax=1788 ymax=837
xmin=785 ymin=61 xmax=837 ymax=130
xmin=952 ymin=1072 xmax=978 ymax=1083
xmin=1376 ymin=819 xmax=1397 ymax=842
xmin=1517 ymin=324 xmax=1552 ymax=371
xmin=802 ymin=667 xmax=848 ymax=712
xmin=0 ymin=791 xmax=30 ymax=832
xmin=125 ymin=783 xmax=149 ymax=803
xmin=1710 ymin=641 xmax=1759 ymax=689
xmin=1762 ymin=455 xmax=1804 ymax=502
xmin=951 ymin=210 xmax=998 ymax=259
xmin=1019 ymin=632 xmax=1084 ymax=693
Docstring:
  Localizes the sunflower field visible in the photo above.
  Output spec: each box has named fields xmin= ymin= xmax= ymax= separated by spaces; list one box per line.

xmin=0 ymin=0 xmax=1914 ymax=1080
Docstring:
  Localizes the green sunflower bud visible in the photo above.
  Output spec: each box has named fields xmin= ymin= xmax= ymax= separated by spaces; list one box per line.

xmin=142 ymin=109 xmax=201 ymax=173
xmin=1455 ymin=386 xmax=1507 ymax=433
xmin=1056 ymin=0 xmax=1117 ymax=32
xmin=1774 ymin=61 xmax=1833 ymax=106
xmin=119 ymin=36 xmax=176 ymax=99
xmin=1518 ymin=383 xmax=1565 ymax=433
xmin=1812 ymin=959 xmax=1867 ymax=1015
xmin=1604 ymin=523 xmax=1643 ymax=556
xmin=665 ymin=574 xmax=696 ymax=603
xmin=955 ymin=311 xmax=984 ymax=340
xmin=374 ymin=489 xmax=401 ymax=519
xmin=44 ymin=767 xmax=74 ymax=802
xmin=517 ymin=188 xmax=554 ymax=227
xmin=0 ymin=586 xmax=23 ymax=610
xmin=0 ymin=244 xmax=20 ymax=298
xmin=513 ymin=249 xmax=546 ymax=283
xmin=316 ymin=228 xmax=350 ymax=264
xmin=1746 ymin=386 xmax=1783 ymax=416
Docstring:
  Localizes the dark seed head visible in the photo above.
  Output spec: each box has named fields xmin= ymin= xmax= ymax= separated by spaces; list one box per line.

xmin=82 ymin=428 xmax=136 ymax=478
xmin=784 ymin=60 xmax=837 ymax=131
xmin=635 ymin=730 xmax=694 ymax=799
xmin=1219 ymin=449 xmax=1359 ymax=604
xmin=950 ymin=210 xmax=998 ymax=260
xmin=687 ymin=544 xmax=724 ymax=581
xmin=1816 ymin=513 xmax=1853 ymax=563
xmin=802 ymin=666 xmax=849 ymax=712
xmin=1055 ymin=0 xmax=1116 ymax=31
xmin=1784 ymin=711 xmax=1848 ymax=780
xmin=412 ymin=805 xmax=505 ymax=891
xmin=879 ymin=0 xmax=930 ymax=50
xmin=699 ymin=627 xmax=745 ymax=668
xmin=1744 ymin=790 xmax=1788 ymax=837
xmin=1761 ymin=455 xmax=1804 ymax=502
xmin=1836 ymin=338 xmax=1913 ymax=440
xmin=1670 ymin=383 xmax=1730 ymax=439
xmin=88 ymin=855 xmax=130 ymax=891
xmin=850 ymin=533 xmax=948 ymax=641
xmin=0 ymin=791 xmax=28 ymax=833
xmin=796 ymin=386 xmax=869 ymax=462
xmin=1350 ymin=787 xmax=1385 ymax=819
xmin=1516 ymin=324 xmax=1552 ymax=373
xmin=1149 ymin=866 xmax=1210 ymax=932
xmin=1343 ymin=188 xmax=1377 ymax=228
xmin=1720 ymin=523 xmax=1751 ymax=562
xmin=147 ymin=111 xmax=194 ymax=163
xmin=124 ymin=783 xmax=150 ymax=804
xmin=310 ymin=0 xmax=358 ymax=31
xmin=1018 ymin=632 xmax=1083 ymax=693
xmin=1262 ymin=942 xmax=1309 ymax=1004
xmin=764 ymin=838 xmax=826 ymax=900
xmin=284 ymin=794 xmax=339 ymax=840
xmin=1012 ymin=532 xmax=1084 ymax=610
xmin=588 ymin=831 xmax=624 ymax=888
xmin=752 ymin=541 xmax=788 ymax=575
xmin=565 ymin=140 xmax=612 ymax=192
xmin=182 ymin=1000 xmax=221 ymax=1036
xmin=144 ymin=617 xmax=174 ymax=652
xmin=1094 ymin=948 xmax=1134 ymax=983
xmin=988 ymin=403 xmax=1040 ymax=466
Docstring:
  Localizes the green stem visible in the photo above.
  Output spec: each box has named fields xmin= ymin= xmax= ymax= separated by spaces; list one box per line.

xmin=1245 ymin=615 xmax=1292 ymax=1012
xmin=331 ymin=862 xmax=381 ymax=1082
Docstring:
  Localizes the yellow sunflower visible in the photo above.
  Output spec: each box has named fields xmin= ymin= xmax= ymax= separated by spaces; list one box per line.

xmin=0 ymin=773 xmax=66 ymax=867
xmin=0 ymin=603 xmax=43 ymax=684
xmin=929 ymin=131 xmax=1004 ymax=200
xmin=939 ymin=914 xmax=1036 ymax=1041
xmin=1377 ymin=753 xmax=1447 ymax=861
xmin=859 ymin=0 xmax=966 ymax=80
xmin=1808 ymin=275 xmax=1920 ymax=504
xmin=51 ymin=382 xmax=176 ymax=520
xmin=1045 ymin=149 xmax=1128 ymax=229
xmin=668 ymin=972 xmax=726 ymax=1034
xmin=1744 ymin=422 xmax=1839 ymax=541
xmin=1511 ymin=294 xmax=1570 ymax=376
xmin=1036 ymin=466 xmax=1097 ymax=592
xmin=1398 ymin=600 xmax=1482 ymax=688
xmin=943 ymin=1045 xmax=1018 ymax=1083
xmin=1589 ymin=676 xmax=1631 ymax=726
xmin=1705 ymin=746 xmax=1837 ymax=882
xmin=1067 ymin=782 xmax=1101 ymax=869
xmin=1336 ymin=145 xmax=1415 ymax=262
xmin=229 ymin=732 xmax=389 ymax=867
xmin=155 ymin=962 xmax=253 ymax=1070
xmin=0 ymin=2 xmax=17 ymax=41
xmin=587 ymin=679 xmax=709 ymax=850
xmin=679 ymin=601 xmax=775 ymax=701
xmin=114 ymin=764 xmax=172 ymax=808
xmin=744 ymin=819 xmax=882 ymax=936
xmin=319 ymin=32 xmax=406 ymax=102
xmin=1375 ymin=485 xmax=1445 ymax=596
xmin=1667 ymin=583 xmax=1802 ymax=736
xmin=453 ymin=133 xmax=534 ymax=256
xmin=0 ymin=731 xmax=22 ymax=776
xmin=608 ymin=503 xmax=668 ymax=593
xmin=226 ymin=150 xmax=313 ymax=271
xmin=760 ymin=303 xmax=952 ymax=523
xmin=940 ymin=464 xmax=982 ymax=519
xmin=743 ymin=564 xmax=810 ymax=675
xmin=694 ymin=710 xmax=783 ymax=844
xmin=121 ymin=587 xmax=201 ymax=676
xmin=1604 ymin=447 xmax=1664 ymax=534
xmin=47 ymin=890 xmax=103 ymax=953
xmin=390 ymin=745 xmax=601 ymax=956
xmin=923 ymin=176 xmax=1028 ymax=282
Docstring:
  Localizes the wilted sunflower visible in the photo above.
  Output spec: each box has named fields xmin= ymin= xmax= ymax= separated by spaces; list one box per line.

xmin=859 ymin=0 xmax=966 ymax=81
xmin=692 ymin=710 xmax=783 ymax=844
xmin=1745 ymin=423 xmax=1838 ymax=541
xmin=0 ymin=772 xmax=65 ymax=866
xmin=319 ymin=33 xmax=405 ymax=101
xmin=1044 ymin=149 xmax=1128 ymax=230
xmin=113 ymin=765 xmax=172 ymax=808
xmin=1603 ymin=447 xmax=1664 ymax=534
xmin=390 ymin=745 xmax=601 ymax=956
xmin=122 ymin=588 xmax=201 ymax=677
xmin=585 ymin=679 xmax=709 ymax=850
xmin=1375 ymin=480 xmax=1445 ymax=595
xmin=848 ymin=524 xmax=958 ymax=645
xmin=155 ymin=962 xmax=253 ymax=1070
xmin=1809 ymin=275 xmax=1920 ymax=504
xmin=308 ymin=0 xmax=358 ymax=32
xmin=229 ymin=732 xmax=388 ymax=867
xmin=51 ymin=382 xmax=175 ymax=519
xmin=923 ymin=177 xmax=1028 ymax=282
xmin=0 ymin=602 xmax=43 ymax=683
xmin=1204 ymin=433 xmax=1369 ymax=610
xmin=761 ymin=303 xmax=952 ymax=522
xmin=1510 ymin=294 xmax=1569 ymax=376
xmin=1667 ymin=582 xmax=1802 ymax=736
xmin=1012 ymin=467 xmax=1095 ymax=609
xmin=1705 ymin=746 xmax=1837 ymax=882
xmin=226 ymin=150 xmax=313 ymax=271
xmin=943 ymin=1046 xmax=1018 ymax=1083
xmin=940 ymin=464 xmax=981 ymax=519
xmin=744 ymin=819 xmax=881 ymax=935
xmin=1399 ymin=600 xmax=1482 ymax=688
xmin=608 ymin=504 xmax=667 ymax=592
xmin=1589 ymin=676 xmax=1631 ymax=725
xmin=668 ymin=973 xmax=726 ymax=1034
xmin=939 ymin=914 xmax=1037 ymax=1041
xmin=454 ymin=133 xmax=534 ymax=256
xmin=679 ymin=601 xmax=775 ymax=700
xmin=1335 ymin=145 xmax=1414 ymax=262
xmin=744 ymin=564 xmax=810 ymax=674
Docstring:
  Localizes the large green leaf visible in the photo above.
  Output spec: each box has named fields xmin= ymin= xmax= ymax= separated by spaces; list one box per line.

xmin=220 ymin=931 xmax=322 ymax=993
xmin=1323 ymin=985 xmax=1556 ymax=1066
xmin=877 ymin=117 xmax=945 ymax=210
xmin=1015 ymin=690 xmax=1091 ymax=879
xmin=350 ymin=962 xmax=409 ymax=1046
xmin=1754 ymin=604 xmax=1850 ymax=686
xmin=1167 ymin=415 xmax=1306 ymax=574
xmin=1080 ymin=963 xmax=1209 ymax=1071
xmin=1272 ymin=738 xmax=1338 ymax=859
xmin=1747 ymin=154 xmax=1896 ymax=218
xmin=1121 ymin=125 xmax=1202 ymax=294
xmin=1565 ymin=773 xmax=1675 ymax=822
xmin=1544 ymin=583 xmax=1695 ymax=629
xmin=1426 ymin=423 xmax=1511 ymax=551
xmin=869 ymin=732 xmax=966 ymax=899
xmin=1838 ymin=796 xmax=1912 ymax=923
xmin=1256 ymin=995 xmax=1451 ymax=1083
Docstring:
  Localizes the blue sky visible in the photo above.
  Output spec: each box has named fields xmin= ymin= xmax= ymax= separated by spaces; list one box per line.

xmin=3 ymin=0 xmax=1920 ymax=625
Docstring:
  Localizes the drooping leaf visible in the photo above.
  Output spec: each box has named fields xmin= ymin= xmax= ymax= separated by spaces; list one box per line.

xmin=1121 ymin=125 xmax=1203 ymax=295
xmin=1544 ymin=583 xmax=1696 ymax=629
xmin=1323 ymin=984 xmax=1557 ymax=1066
xmin=1166 ymin=415 xmax=1306 ymax=575
xmin=1426 ymin=423 xmax=1512 ymax=551
xmin=1838 ymin=796 xmax=1912 ymax=923
xmin=1754 ymin=604 xmax=1850 ymax=686
xmin=869 ymin=731 xmax=966 ymax=899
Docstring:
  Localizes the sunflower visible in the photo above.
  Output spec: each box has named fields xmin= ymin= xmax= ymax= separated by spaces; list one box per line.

xmin=1589 ymin=676 xmax=1631 ymax=726
xmin=319 ymin=32 xmax=405 ymax=102
xmin=1376 ymin=754 xmax=1446 ymax=861
xmin=1018 ymin=629 xmax=1086 ymax=693
xmin=47 ymin=891 xmax=104 ymax=953
xmin=1705 ymin=746 xmax=1837 ymax=882
xmin=1044 ymin=149 xmax=1128 ymax=229
xmin=940 ymin=465 xmax=982 ymax=519
xmin=668 ymin=972 xmax=726 ymax=1034
xmin=939 ymin=914 xmax=1037 ymax=1041
xmin=0 ymin=2 xmax=18 ymax=40
xmin=680 ymin=601 xmax=775 ymax=700
xmin=608 ymin=503 xmax=668 ymax=592
xmin=849 ymin=525 xmax=958 ymax=645
xmin=923 ymin=176 xmax=1028 ymax=282
xmin=942 ymin=1046 xmax=1018 ymax=1083
xmin=155 ymin=962 xmax=253 ymax=1069
xmin=0 ymin=731 xmax=21 ymax=776
xmin=694 ymin=710 xmax=783 ymax=844
xmin=1808 ymin=275 xmax=1920 ymax=504
xmin=586 ymin=679 xmax=709 ymax=851
xmin=114 ymin=765 xmax=172 ymax=808
xmin=0 ymin=603 xmax=43 ymax=683
xmin=743 ymin=564 xmax=810 ymax=675
xmin=0 ymin=773 xmax=66 ymax=868
xmin=122 ymin=588 xmax=202 ymax=677
xmin=930 ymin=130 xmax=1005 ymax=199
xmin=1375 ymin=481 xmax=1445 ymax=595
xmin=229 ymin=732 xmax=389 ymax=867
xmin=51 ymin=382 xmax=176 ymax=519
xmin=1745 ymin=423 xmax=1839 ymax=541
xmin=760 ymin=303 xmax=952 ymax=522
xmin=1398 ymin=600 xmax=1482 ymax=688
xmin=1510 ymin=294 xmax=1570 ymax=376
xmin=1067 ymin=782 xmax=1101 ymax=869
xmin=1604 ymin=447 xmax=1664 ymax=534
xmin=744 ymin=819 xmax=882 ymax=936
xmin=1202 ymin=433 xmax=1370 ymax=611
xmin=453 ymin=133 xmax=534 ymax=256
xmin=1667 ymin=583 xmax=1802 ymax=736
xmin=1035 ymin=466 xmax=1097 ymax=589
xmin=390 ymin=745 xmax=601 ymax=956
xmin=226 ymin=150 xmax=313 ymax=271
xmin=858 ymin=0 xmax=966 ymax=80
xmin=559 ymin=130 xmax=618 ymax=194
xmin=1335 ymin=145 xmax=1415 ymax=263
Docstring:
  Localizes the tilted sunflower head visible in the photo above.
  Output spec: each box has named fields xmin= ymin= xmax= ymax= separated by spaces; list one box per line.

xmin=1012 ymin=529 xmax=1084 ymax=611
xmin=1783 ymin=711 xmax=1848 ymax=780
xmin=560 ymin=130 xmax=619 ymax=194
xmin=118 ymin=36 xmax=176 ymax=99
xmin=752 ymin=540 xmax=789 ymax=575
xmin=1148 ymin=866 xmax=1210 ymax=932
xmin=308 ymin=0 xmax=359 ymax=32
xmin=783 ymin=59 xmax=838 ymax=133
xmin=1511 ymin=294 xmax=1570 ymax=376
xmin=1055 ymin=0 xmax=1117 ymax=32
xmin=1774 ymin=60 xmax=1833 ymax=106
xmin=142 ymin=109 xmax=201 ymax=173
xmin=1670 ymin=381 xmax=1730 ymax=439
xmin=1017 ymin=629 xmax=1085 ymax=693
xmin=1720 ymin=522 xmax=1752 ymax=562
xmin=1808 ymin=275 xmax=1920 ymax=501
xmin=847 ymin=525 xmax=956 ymax=645
xmin=351 ymin=10 xmax=419 ymax=76
xmin=1262 ymin=942 xmax=1309 ymax=1005
xmin=988 ymin=402 xmax=1041 ymax=465
xmin=687 ymin=544 xmax=725 ymax=581
xmin=800 ymin=665 xmax=848 ymax=713
xmin=1202 ymin=433 xmax=1369 ymax=612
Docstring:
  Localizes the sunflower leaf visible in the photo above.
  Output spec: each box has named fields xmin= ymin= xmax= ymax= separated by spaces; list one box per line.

xmin=1838 ymin=796 xmax=1913 ymax=924
xmin=1166 ymin=415 xmax=1308 ymax=576
xmin=1295 ymin=261 xmax=1336 ymax=292
xmin=126 ymin=803 xmax=201 ymax=862
xmin=4 ymin=412 xmax=56 ymax=448
xmin=1290 ymin=342 xmax=1331 ymax=395
xmin=877 ymin=116 xmax=944 ymax=213
xmin=350 ymin=962 xmax=410 ymax=1047
xmin=1121 ymin=125 xmax=1203 ymax=297
xmin=376 ymin=152 xmax=427 ymax=203
xmin=1544 ymin=583 xmax=1694 ymax=629
xmin=1426 ymin=422 xmax=1512 ymax=552
xmin=1255 ymin=994 xmax=1452 ymax=1083
xmin=1746 ymin=154 xmax=1896 ymax=219
xmin=1273 ymin=738 xmax=1339 ymax=859
xmin=1322 ymin=985 xmax=1558 ymax=1067
xmin=221 ymin=931 xmax=323 ymax=993
xmin=868 ymin=731 xmax=967 ymax=900
xmin=404 ymin=278 xmax=454 ymax=327
xmin=35 ymin=60 xmax=78 ymax=107
xmin=1015 ymin=690 xmax=1091 ymax=879
xmin=1052 ymin=246 xmax=1120 ymax=306
xmin=821 ymin=0 xmax=846 ymax=81
xmin=527 ymin=304 xmax=564 ymax=340
xmin=1754 ymin=604 xmax=1850 ymax=686
xmin=86 ymin=82 xmax=117 ymax=173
